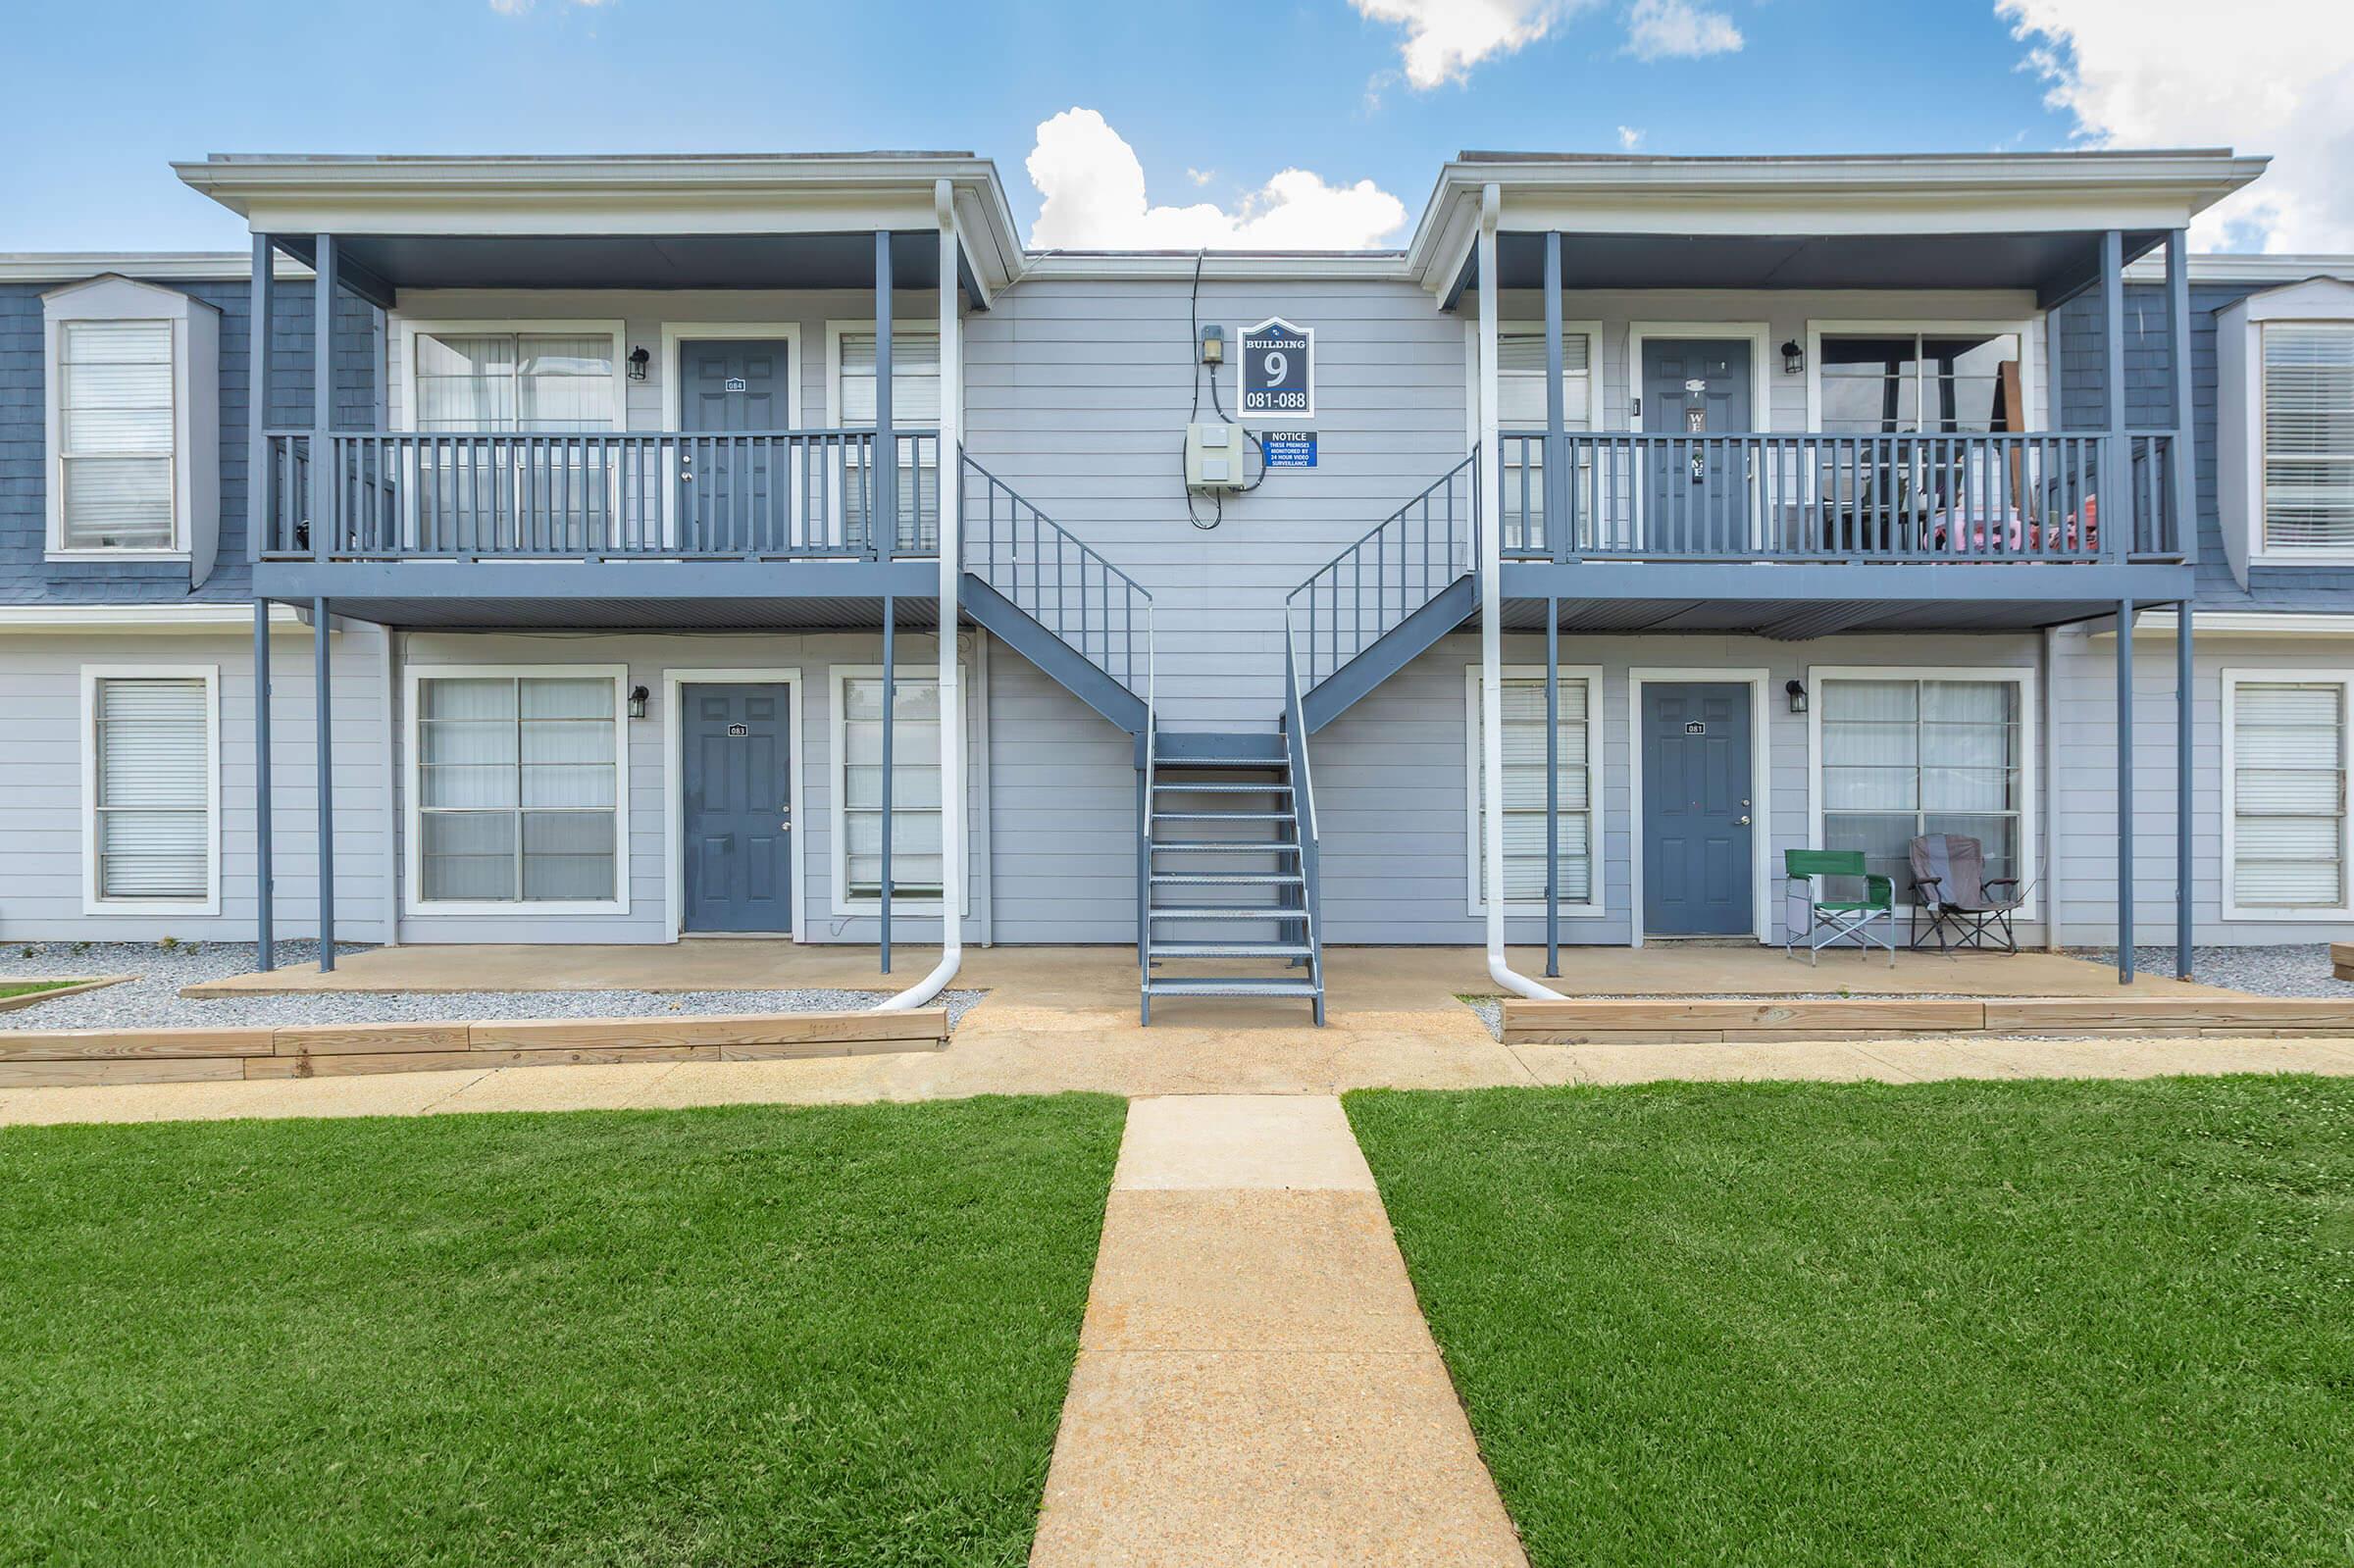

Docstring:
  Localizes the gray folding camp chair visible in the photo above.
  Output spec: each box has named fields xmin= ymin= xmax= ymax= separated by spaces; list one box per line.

xmin=1783 ymin=849 xmax=1895 ymax=966
xmin=1908 ymin=835 xmax=2024 ymax=953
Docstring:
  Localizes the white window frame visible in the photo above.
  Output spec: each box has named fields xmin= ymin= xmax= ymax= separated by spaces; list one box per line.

xmin=1460 ymin=317 xmax=1604 ymax=453
xmin=79 ymin=663 xmax=221 ymax=916
xmin=1625 ymin=668 xmax=1773 ymax=945
xmin=829 ymin=660 xmax=969 ymax=919
xmin=1802 ymin=318 xmax=2044 ymax=432
xmin=1462 ymin=662 xmax=1607 ymax=920
xmin=392 ymin=319 xmax=628 ymax=436
xmin=44 ymin=276 xmax=219 ymax=563
xmin=2220 ymin=279 xmax=2354 ymax=573
xmin=2220 ymin=668 xmax=2354 ymax=921
xmin=2254 ymin=319 xmax=2354 ymax=563
xmin=660 ymin=667 xmax=805 ymax=942
xmin=403 ymin=662 xmax=633 ymax=917
xmin=824 ymin=319 xmax=945 ymax=553
xmin=1805 ymin=664 xmax=2039 ymax=919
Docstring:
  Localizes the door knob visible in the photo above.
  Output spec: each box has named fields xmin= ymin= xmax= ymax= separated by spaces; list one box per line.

xmin=1737 ymin=815 xmax=1751 ymax=826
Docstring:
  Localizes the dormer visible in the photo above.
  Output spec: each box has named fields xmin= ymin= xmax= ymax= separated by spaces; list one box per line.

xmin=2217 ymin=273 xmax=2354 ymax=588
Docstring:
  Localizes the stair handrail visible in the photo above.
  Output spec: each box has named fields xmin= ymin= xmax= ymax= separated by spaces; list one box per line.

xmin=961 ymin=453 xmax=1154 ymax=695
xmin=1141 ymin=601 xmax=1157 ymax=984
xmin=1281 ymin=601 xmax=1323 ymax=957
xmin=1283 ymin=451 xmax=1478 ymax=692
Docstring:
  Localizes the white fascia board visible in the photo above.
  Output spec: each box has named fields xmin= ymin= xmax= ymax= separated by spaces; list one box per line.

xmin=2088 ymin=610 xmax=2354 ymax=640
xmin=0 ymin=603 xmax=312 ymax=633
xmin=1018 ymin=250 xmax=1411 ymax=282
xmin=0 ymin=252 xmax=312 ymax=282
xmin=2125 ymin=253 xmax=2354 ymax=286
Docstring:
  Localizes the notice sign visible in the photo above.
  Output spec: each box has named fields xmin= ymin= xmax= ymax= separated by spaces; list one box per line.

xmin=1262 ymin=430 xmax=1317 ymax=469
xmin=1238 ymin=317 xmax=1314 ymax=419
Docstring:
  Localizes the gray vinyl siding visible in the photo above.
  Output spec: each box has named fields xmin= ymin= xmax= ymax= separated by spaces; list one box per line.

xmin=0 ymin=629 xmax=391 ymax=943
xmin=0 ymin=275 xmax=379 ymax=606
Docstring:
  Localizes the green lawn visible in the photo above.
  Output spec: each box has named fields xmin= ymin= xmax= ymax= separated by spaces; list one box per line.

xmin=0 ymin=1094 xmax=1124 ymax=1567
xmin=0 ymin=980 xmax=78 ymax=1000
xmin=1349 ymin=1077 xmax=2354 ymax=1565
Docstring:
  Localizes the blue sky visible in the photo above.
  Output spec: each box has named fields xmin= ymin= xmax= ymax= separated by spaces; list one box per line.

xmin=4 ymin=0 xmax=2341 ymax=253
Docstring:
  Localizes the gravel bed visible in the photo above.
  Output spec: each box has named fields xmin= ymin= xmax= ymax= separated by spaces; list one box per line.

xmin=0 ymin=941 xmax=985 ymax=1031
xmin=2070 ymin=943 xmax=2354 ymax=998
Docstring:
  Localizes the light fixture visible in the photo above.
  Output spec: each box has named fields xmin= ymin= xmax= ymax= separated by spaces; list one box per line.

xmin=1780 ymin=339 xmax=1804 ymax=376
xmin=1785 ymin=679 xmax=1808 ymax=715
xmin=628 ymin=684 xmax=649 ymax=720
xmin=627 ymin=346 xmax=650 ymax=381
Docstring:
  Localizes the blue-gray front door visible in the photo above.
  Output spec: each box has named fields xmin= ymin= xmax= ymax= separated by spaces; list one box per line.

xmin=682 ymin=683 xmax=793 ymax=933
xmin=1642 ymin=683 xmax=1753 ymax=936
xmin=678 ymin=339 xmax=790 ymax=550
xmin=1641 ymin=338 xmax=1753 ymax=551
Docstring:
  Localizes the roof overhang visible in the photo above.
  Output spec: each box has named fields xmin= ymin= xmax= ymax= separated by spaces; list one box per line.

xmin=1411 ymin=150 xmax=2270 ymax=305
xmin=173 ymin=153 xmax=1025 ymax=301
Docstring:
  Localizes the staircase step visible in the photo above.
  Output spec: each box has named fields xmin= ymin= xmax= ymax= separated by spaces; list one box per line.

xmin=1146 ymin=906 xmax=1307 ymax=921
xmin=1152 ymin=810 xmax=1294 ymax=823
xmin=1152 ymin=872 xmax=1304 ymax=886
xmin=1151 ymin=840 xmax=1300 ymax=854
xmin=1145 ymin=977 xmax=1324 ymax=997
xmin=1148 ymin=941 xmax=1315 ymax=959
xmin=1153 ymin=755 xmax=1291 ymax=769
xmin=1152 ymin=783 xmax=1291 ymax=794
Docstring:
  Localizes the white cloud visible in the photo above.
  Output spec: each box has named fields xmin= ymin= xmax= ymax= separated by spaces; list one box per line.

xmin=1349 ymin=0 xmax=1591 ymax=89
xmin=1616 ymin=125 xmax=1645 ymax=150
xmin=1624 ymin=0 xmax=1743 ymax=61
xmin=1023 ymin=108 xmax=1408 ymax=250
xmin=1186 ymin=167 xmax=1215 ymax=187
xmin=2000 ymin=0 xmax=2354 ymax=251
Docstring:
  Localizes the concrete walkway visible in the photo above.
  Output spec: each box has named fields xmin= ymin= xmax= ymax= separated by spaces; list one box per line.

xmin=1031 ymin=1095 xmax=1524 ymax=1568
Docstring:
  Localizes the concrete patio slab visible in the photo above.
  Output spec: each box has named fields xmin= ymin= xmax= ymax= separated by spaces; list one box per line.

xmin=1112 ymin=1094 xmax=1376 ymax=1191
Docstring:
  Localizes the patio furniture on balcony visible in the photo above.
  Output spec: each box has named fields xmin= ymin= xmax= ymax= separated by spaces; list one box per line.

xmin=1783 ymin=849 xmax=1895 ymax=967
xmin=1908 ymin=835 xmax=2025 ymax=953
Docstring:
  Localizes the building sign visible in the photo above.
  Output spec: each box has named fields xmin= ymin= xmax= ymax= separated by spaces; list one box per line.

xmin=1261 ymin=430 xmax=1317 ymax=469
xmin=1238 ymin=317 xmax=1314 ymax=419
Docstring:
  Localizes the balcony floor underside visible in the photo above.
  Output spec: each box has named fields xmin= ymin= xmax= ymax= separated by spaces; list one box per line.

xmin=1496 ymin=594 xmax=2151 ymax=639
xmin=253 ymin=558 xmax=947 ymax=631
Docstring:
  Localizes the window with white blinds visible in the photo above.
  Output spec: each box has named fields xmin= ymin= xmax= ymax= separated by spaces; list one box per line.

xmin=412 ymin=332 xmax=618 ymax=431
xmin=2261 ymin=324 xmax=2354 ymax=552
xmin=837 ymin=330 xmax=942 ymax=551
xmin=87 ymin=674 xmax=213 ymax=905
xmin=58 ymin=321 xmax=177 ymax=550
xmin=1497 ymin=331 xmax=1590 ymax=551
xmin=1819 ymin=677 xmax=2025 ymax=900
xmin=2228 ymin=679 xmax=2347 ymax=910
xmin=1470 ymin=672 xmax=1598 ymax=912
xmin=837 ymin=673 xmax=946 ymax=905
xmin=413 ymin=673 xmax=622 ymax=907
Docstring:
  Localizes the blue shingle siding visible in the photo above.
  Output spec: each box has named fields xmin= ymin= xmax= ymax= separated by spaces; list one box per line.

xmin=2055 ymin=278 xmax=2354 ymax=613
xmin=0 ymin=274 xmax=380 ymax=607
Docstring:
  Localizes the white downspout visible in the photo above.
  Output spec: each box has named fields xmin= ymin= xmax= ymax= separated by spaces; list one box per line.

xmin=878 ymin=181 xmax=967 ymax=1011
xmin=1477 ymin=184 xmax=1565 ymax=1002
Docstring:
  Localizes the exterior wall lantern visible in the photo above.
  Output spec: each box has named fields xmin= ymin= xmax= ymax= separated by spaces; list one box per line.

xmin=1780 ymin=339 xmax=1805 ymax=376
xmin=1785 ymin=679 xmax=1809 ymax=714
xmin=628 ymin=346 xmax=650 ymax=381
xmin=628 ymin=684 xmax=650 ymax=720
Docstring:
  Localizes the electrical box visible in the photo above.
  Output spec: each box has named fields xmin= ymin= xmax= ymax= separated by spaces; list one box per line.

xmin=1185 ymin=421 xmax=1249 ymax=490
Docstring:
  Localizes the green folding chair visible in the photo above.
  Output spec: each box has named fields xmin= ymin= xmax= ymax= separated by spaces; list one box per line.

xmin=1783 ymin=848 xmax=1895 ymax=967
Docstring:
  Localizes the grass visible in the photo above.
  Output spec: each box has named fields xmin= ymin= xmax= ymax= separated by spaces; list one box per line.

xmin=0 ymin=980 xmax=79 ymax=1001
xmin=0 ymin=1094 xmax=1125 ymax=1567
xmin=1348 ymin=1077 xmax=2354 ymax=1565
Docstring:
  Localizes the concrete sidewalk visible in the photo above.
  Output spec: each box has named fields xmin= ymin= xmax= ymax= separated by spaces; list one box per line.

xmin=1030 ymin=1095 xmax=1525 ymax=1567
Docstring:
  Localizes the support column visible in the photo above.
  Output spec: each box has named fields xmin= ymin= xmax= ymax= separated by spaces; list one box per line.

xmin=314 ymin=598 xmax=335 ymax=973
xmin=873 ymin=230 xmax=896 ymax=560
xmin=2117 ymin=597 xmax=2134 ymax=984
xmin=253 ymin=599 xmax=275 ymax=969
xmin=1543 ymin=230 xmax=1566 ymax=564
xmin=880 ymin=593 xmax=895 ymax=974
xmin=2166 ymin=228 xmax=2195 ymax=561
xmin=310 ymin=235 xmax=334 ymax=560
xmin=1545 ymin=599 xmax=1560 ymax=976
xmin=2176 ymin=600 xmax=2194 ymax=980
xmin=2101 ymin=229 xmax=2125 ymax=561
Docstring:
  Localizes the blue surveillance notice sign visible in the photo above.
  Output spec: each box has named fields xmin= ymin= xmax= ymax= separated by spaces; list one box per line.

xmin=1261 ymin=430 xmax=1317 ymax=468
xmin=1238 ymin=317 xmax=1315 ymax=419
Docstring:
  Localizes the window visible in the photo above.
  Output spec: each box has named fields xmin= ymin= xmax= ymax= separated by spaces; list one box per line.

xmin=2226 ymin=677 xmax=2348 ymax=913
xmin=1817 ymin=674 xmax=2028 ymax=905
xmin=402 ymin=325 xmax=622 ymax=551
xmin=1818 ymin=331 xmax=2022 ymax=434
xmin=82 ymin=669 xmax=217 ymax=911
xmin=1467 ymin=667 xmax=1602 ymax=915
xmin=44 ymin=276 xmax=218 ymax=563
xmin=834 ymin=327 xmax=943 ymax=551
xmin=410 ymin=670 xmax=625 ymax=910
xmin=1495 ymin=328 xmax=1593 ymax=553
xmin=835 ymin=672 xmax=947 ymax=906
xmin=412 ymin=331 xmax=618 ymax=432
xmin=2259 ymin=323 xmax=2354 ymax=554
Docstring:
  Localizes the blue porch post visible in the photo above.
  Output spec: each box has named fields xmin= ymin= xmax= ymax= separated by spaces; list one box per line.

xmin=310 ymin=235 xmax=334 ymax=564
xmin=2101 ymin=229 xmax=2125 ymax=562
xmin=873 ymin=230 xmax=896 ymax=562
xmin=2166 ymin=228 xmax=2195 ymax=562
xmin=879 ymin=594 xmax=894 ymax=973
xmin=314 ymin=598 xmax=335 ymax=972
xmin=249 ymin=233 xmax=276 ymax=970
xmin=2117 ymin=597 xmax=2133 ymax=984
xmin=1545 ymin=599 xmax=1560 ymax=976
xmin=1543 ymin=230 xmax=1566 ymax=564
xmin=2177 ymin=600 xmax=2194 ymax=979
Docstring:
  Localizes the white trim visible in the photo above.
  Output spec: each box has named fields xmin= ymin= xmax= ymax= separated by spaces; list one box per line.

xmin=0 ymin=252 xmax=312 ymax=283
xmin=1804 ymin=663 xmax=2041 ymax=921
xmin=2093 ymin=609 xmax=2354 ymax=640
xmin=1801 ymin=317 xmax=2044 ymax=432
xmin=1627 ymin=322 xmax=1772 ymax=431
xmin=821 ymin=317 xmax=944 ymax=426
xmin=2244 ymin=302 xmax=2354 ymax=566
xmin=79 ymin=663 xmax=221 ymax=917
xmin=661 ymin=669 xmax=806 ymax=941
xmin=828 ymin=660 xmax=970 ymax=919
xmin=0 ymin=604 xmax=310 ymax=632
xmin=1464 ymin=316 xmax=1605 ymax=453
xmin=2220 ymin=667 xmax=2354 ymax=922
xmin=402 ymin=662 xmax=632 ymax=918
xmin=1462 ymin=663 xmax=1607 ymax=920
xmin=1626 ymin=668 xmax=1772 ymax=945
xmin=391 ymin=317 xmax=629 ymax=436
xmin=656 ymin=323 xmax=807 ymax=430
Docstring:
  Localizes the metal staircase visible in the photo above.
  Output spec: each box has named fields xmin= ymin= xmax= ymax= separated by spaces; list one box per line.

xmin=1140 ymin=730 xmax=1324 ymax=1025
